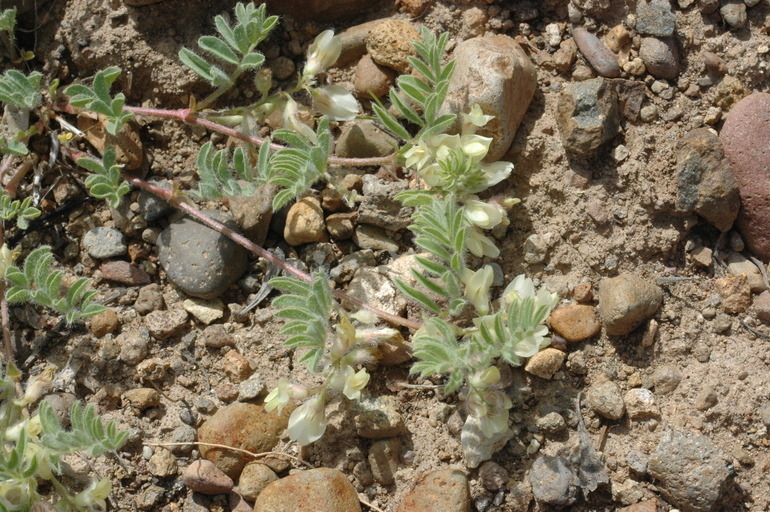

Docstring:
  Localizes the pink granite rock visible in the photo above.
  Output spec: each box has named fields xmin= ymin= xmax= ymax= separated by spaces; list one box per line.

xmin=720 ymin=93 xmax=770 ymax=260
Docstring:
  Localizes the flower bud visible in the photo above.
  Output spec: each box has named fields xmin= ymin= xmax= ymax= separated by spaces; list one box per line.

xmin=255 ymin=68 xmax=273 ymax=96
xmin=470 ymin=366 xmax=501 ymax=389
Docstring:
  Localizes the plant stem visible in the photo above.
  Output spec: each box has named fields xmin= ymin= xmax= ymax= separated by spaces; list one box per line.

xmin=144 ymin=441 xmax=314 ymax=469
xmin=123 ymin=105 xmax=396 ymax=167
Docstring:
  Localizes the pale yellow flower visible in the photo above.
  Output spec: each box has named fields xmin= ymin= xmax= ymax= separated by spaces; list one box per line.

xmin=462 ymin=265 xmax=494 ymax=315
xmin=304 ymin=30 xmax=341 ymax=77
xmin=287 ymin=395 xmax=328 ymax=445
xmin=343 ymin=366 xmax=370 ymax=400
xmin=467 ymin=227 xmax=500 ymax=258
xmin=309 ymin=85 xmax=358 ymax=121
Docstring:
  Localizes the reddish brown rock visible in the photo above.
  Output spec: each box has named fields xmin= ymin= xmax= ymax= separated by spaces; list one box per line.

xmin=572 ymin=27 xmax=621 ymax=77
xmin=715 ymin=274 xmax=751 ymax=314
xmin=182 ymin=460 xmax=234 ymax=495
xmin=549 ymin=305 xmax=601 ymax=342
xmin=198 ymin=402 xmax=293 ymax=479
xmin=354 ymin=54 xmax=397 ymax=99
xmin=396 ymin=469 xmax=471 ymax=512
xmin=99 ymin=260 xmax=151 ymax=285
xmin=254 ymin=468 xmax=361 ymax=512
xmin=720 ymin=93 xmax=770 ymax=260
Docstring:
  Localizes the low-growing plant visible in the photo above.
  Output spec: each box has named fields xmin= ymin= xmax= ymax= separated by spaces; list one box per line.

xmin=0 ymin=2 xmax=562 ymax=505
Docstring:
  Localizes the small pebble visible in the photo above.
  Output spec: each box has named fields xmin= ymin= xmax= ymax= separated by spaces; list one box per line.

xmin=83 ymin=227 xmax=127 ymax=259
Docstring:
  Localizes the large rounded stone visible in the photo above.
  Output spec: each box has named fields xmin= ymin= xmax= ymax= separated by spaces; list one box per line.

xmin=676 ymin=128 xmax=740 ymax=232
xmin=720 ymin=93 xmax=770 ymax=260
xmin=598 ymin=274 xmax=663 ymax=336
xmin=395 ymin=469 xmax=471 ymax=512
xmin=157 ymin=210 xmax=248 ymax=299
xmin=556 ymin=77 xmax=620 ymax=157
xmin=440 ymin=35 xmax=537 ymax=161
xmin=198 ymin=402 xmax=293 ymax=479
xmin=254 ymin=468 xmax=361 ymax=512
xmin=366 ymin=19 xmax=419 ymax=74
xmin=572 ymin=27 xmax=620 ymax=78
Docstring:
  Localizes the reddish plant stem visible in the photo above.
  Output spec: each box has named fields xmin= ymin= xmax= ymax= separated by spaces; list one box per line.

xmin=123 ymin=105 xmax=396 ymax=167
xmin=63 ymin=147 xmax=422 ymax=331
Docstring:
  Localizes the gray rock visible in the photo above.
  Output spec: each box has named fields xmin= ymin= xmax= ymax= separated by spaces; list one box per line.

xmin=695 ymin=386 xmax=718 ymax=411
xmin=157 ymin=210 xmax=249 ymax=299
xmin=330 ymin=250 xmax=377 ymax=284
xmin=138 ymin=179 xmax=175 ymax=222
xmin=598 ymin=274 xmax=663 ymax=336
xmin=529 ymin=456 xmax=579 ymax=506
xmin=461 ymin=415 xmax=513 ymax=468
xmin=721 ymin=1 xmax=747 ymax=28
xmin=335 ymin=121 xmax=397 ymax=158
xmin=586 ymin=380 xmax=625 ymax=420
xmin=118 ymin=329 xmax=150 ymax=365
xmin=368 ymin=438 xmax=400 ymax=485
xmin=759 ymin=402 xmax=770 ymax=427
xmin=639 ymin=37 xmax=680 ymax=80
xmin=572 ymin=27 xmax=620 ymax=78
xmin=170 ymin=424 xmax=197 ymax=454
xmin=636 ymin=0 xmax=676 ymax=36
xmin=647 ymin=429 xmax=730 ymax=512
xmin=556 ymin=78 xmax=620 ymax=157
xmin=42 ymin=392 xmax=77 ymax=428
xmin=238 ymin=374 xmax=265 ymax=401
xmin=354 ymin=398 xmax=405 ymax=438
xmin=83 ymin=227 xmax=127 ymax=259
xmin=652 ymin=365 xmax=683 ymax=394
xmin=228 ymin=184 xmax=277 ymax=246
xmin=358 ymin=176 xmax=413 ymax=231
xmin=536 ymin=411 xmax=567 ymax=435
xmin=352 ymin=225 xmax=399 ymax=252
xmin=134 ymin=283 xmax=164 ymax=315
xmin=626 ymin=449 xmax=649 ymax=477
xmin=439 ymin=35 xmax=537 ymax=161
xmin=676 ymin=128 xmax=740 ymax=232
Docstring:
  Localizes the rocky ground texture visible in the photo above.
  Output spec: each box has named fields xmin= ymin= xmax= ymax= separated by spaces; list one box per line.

xmin=6 ymin=0 xmax=770 ymax=510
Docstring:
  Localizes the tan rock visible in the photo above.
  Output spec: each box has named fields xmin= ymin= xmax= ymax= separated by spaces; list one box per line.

xmin=366 ymin=19 xmax=419 ymax=74
xmin=524 ymin=348 xmax=566 ymax=379
xmin=223 ymin=350 xmax=251 ymax=384
xmin=77 ymin=113 xmax=143 ymax=170
xmin=549 ymin=305 xmax=600 ymax=342
xmin=254 ymin=468 xmax=361 ymax=512
xmin=690 ymin=246 xmax=713 ymax=267
xmin=396 ymin=469 xmax=472 ymax=512
xmin=284 ymin=196 xmax=329 ymax=246
xmin=716 ymin=273 xmax=751 ymax=314
xmin=726 ymin=251 xmax=765 ymax=292
xmin=90 ymin=308 xmax=120 ymax=338
xmin=237 ymin=462 xmax=277 ymax=501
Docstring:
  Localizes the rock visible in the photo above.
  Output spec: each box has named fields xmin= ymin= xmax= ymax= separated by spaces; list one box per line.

xmin=440 ymin=35 xmax=537 ymax=161
xmin=148 ymin=447 xmax=178 ymax=477
xmin=254 ymin=468 xmax=361 ymax=512
xmin=90 ymin=308 xmax=119 ymax=337
xmin=618 ymin=500 xmax=661 ymax=512
xmin=118 ymin=329 xmax=149 ymax=365
xmin=720 ymin=93 xmax=770 ymax=260
xmin=479 ymin=461 xmax=508 ymax=491
xmin=134 ymin=284 xmax=164 ymax=314
xmin=623 ymin=389 xmax=660 ymax=419
xmin=461 ymin=6 xmax=488 ymax=39
xmin=83 ymin=227 xmax=127 ymax=259
xmin=183 ymin=297 xmax=225 ymax=325
xmin=652 ymin=365 xmax=683 ymax=394
xmin=368 ymin=438 xmax=401 ymax=485
xmin=42 ymin=393 xmax=77 ymax=428
xmin=335 ymin=121 xmax=397 ymax=158
xmin=572 ymin=27 xmax=620 ymax=78
xmin=263 ymin=0 xmax=386 ymax=22
xmin=354 ymin=398 xmax=405 ymax=438
xmin=223 ymin=350 xmax=251 ymax=383
xmin=524 ymin=348 xmax=566 ymax=379
xmin=354 ymin=54 xmax=397 ymax=99
xmin=366 ymin=19 xmax=419 ymax=73
xmin=597 ymin=274 xmax=663 ymax=336
xmin=136 ymin=484 xmax=165 ymax=510
xmin=157 ymin=210 xmax=249 ymax=299
xmin=200 ymin=324 xmax=235 ymax=348
xmin=549 ymin=305 xmax=601 ymax=342
xmin=227 ymin=184 xmax=276 ymax=246
xmin=572 ymin=0 xmax=610 ymax=14
xmin=143 ymin=308 xmax=188 ymax=340
xmin=536 ymin=411 xmax=567 ymax=435
xmin=326 ymin=212 xmax=356 ymax=240
xmin=690 ymin=246 xmax=713 ymax=267
xmin=716 ymin=274 xmax=751 ymax=314
xmin=639 ymin=37 xmax=680 ymax=80
xmin=284 ymin=196 xmax=329 ymax=246
xmin=399 ymin=0 xmax=433 ymax=17
xmin=123 ymin=387 xmax=160 ymax=410
xmin=461 ymin=415 xmax=513 ymax=468
xmin=695 ymin=386 xmax=718 ymax=411
xmin=198 ymin=402 xmax=293 ymax=479
xmin=755 ymin=290 xmax=770 ymax=323
xmin=605 ymin=25 xmax=631 ymax=53
xmin=345 ymin=267 xmax=406 ymax=316
xmin=676 ymin=128 xmax=740 ymax=232
xmin=726 ymin=251 xmax=765 ymax=292
xmin=647 ymin=429 xmax=730 ymax=512
xmin=553 ymin=38 xmax=578 ymax=74
xmin=720 ymin=1 xmax=747 ymax=28
xmin=238 ymin=374 xmax=265 ymax=401
xmin=183 ymin=459 xmax=235 ymax=495
xmin=268 ymin=56 xmax=295 ymax=80
xmin=237 ymin=462 xmax=277 ymax=501
xmin=396 ymin=469 xmax=471 ymax=512
xmin=702 ymin=51 xmax=727 ymax=77
xmin=229 ymin=492 xmax=253 ymax=512
xmin=335 ymin=19 xmax=385 ymax=68
xmin=330 ymin=250 xmax=377 ymax=284
xmin=636 ymin=0 xmax=676 ymax=36
xmin=556 ymin=78 xmax=620 ymax=157
xmin=523 ymin=234 xmax=548 ymax=264
xmin=529 ymin=456 xmax=579 ymax=506
xmin=358 ymin=175 xmax=412 ymax=230
xmin=100 ymin=260 xmax=152 ymax=286
xmin=135 ymin=357 xmax=169 ymax=381
xmin=138 ymin=179 xmax=174 ymax=222
xmin=352 ymin=225 xmax=399 ymax=252
xmin=170 ymin=424 xmax=197 ymax=454
xmin=587 ymin=379 xmax=626 ymax=420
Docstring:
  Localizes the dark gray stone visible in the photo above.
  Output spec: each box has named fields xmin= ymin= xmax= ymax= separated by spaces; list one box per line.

xmin=529 ymin=456 xmax=579 ymax=506
xmin=83 ymin=227 xmax=127 ymax=259
xmin=138 ymin=179 xmax=175 ymax=222
xmin=157 ymin=210 xmax=249 ymax=299
xmin=636 ymin=0 xmax=676 ymax=36
xmin=647 ymin=429 xmax=730 ymax=512
xmin=556 ymin=78 xmax=620 ymax=157
xmin=677 ymin=128 xmax=740 ymax=232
